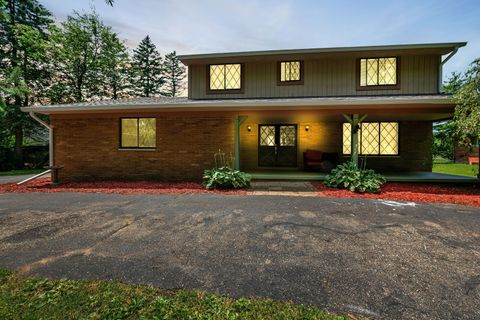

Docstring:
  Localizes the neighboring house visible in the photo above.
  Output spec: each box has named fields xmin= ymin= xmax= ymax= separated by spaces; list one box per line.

xmin=23 ymin=42 xmax=466 ymax=182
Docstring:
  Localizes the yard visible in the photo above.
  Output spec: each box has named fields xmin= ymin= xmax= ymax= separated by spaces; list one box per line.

xmin=0 ymin=269 xmax=346 ymax=320
xmin=432 ymin=163 xmax=479 ymax=177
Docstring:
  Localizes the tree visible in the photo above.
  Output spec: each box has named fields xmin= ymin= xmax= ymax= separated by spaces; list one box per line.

xmin=98 ymin=30 xmax=130 ymax=99
xmin=49 ymin=12 xmax=110 ymax=102
xmin=453 ymin=58 xmax=480 ymax=145
xmin=0 ymin=0 xmax=53 ymax=166
xmin=131 ymin=36 xmax=164 ymax=97
xmin=443 ymin=72 xmax=465 ymax=94
xmin=163 ymin=51 xmax=186 ymax=97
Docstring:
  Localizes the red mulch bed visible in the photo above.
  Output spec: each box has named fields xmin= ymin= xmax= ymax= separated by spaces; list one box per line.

xmin=312 ymin=182 xmax=480 ymax=207
xmin=0 ymin=178 xmax=246 ymax=195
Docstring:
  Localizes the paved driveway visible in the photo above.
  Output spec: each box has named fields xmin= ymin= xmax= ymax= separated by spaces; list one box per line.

xmin=0 ymin=192 xmax=479 ymax=319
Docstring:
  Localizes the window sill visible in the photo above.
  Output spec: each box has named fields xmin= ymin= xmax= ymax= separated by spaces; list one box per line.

xmin=118 ymin=148 xmax=157 ymax=152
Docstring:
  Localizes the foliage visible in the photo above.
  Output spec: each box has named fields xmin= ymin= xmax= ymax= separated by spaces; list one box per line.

xmin=49 ymin=11 xmax=123 ymax=102
xmin=131 ymin=35 xmax=164 ymax=97
xmin=0 ymin=0 xmax=53 ymax=162
xmin=0 ymin=269 xmax=347 ymax=320
xmin=203 ymin=166 xmax=251 ymax=189
xmin=443 ymin=72 xmax=465 ymax=94
xmin=432 ymin=121 xmax=456 ymax=160
xmin=324 ymin=161 xmax=386 ymax=193
xmin=163 ymin=51 xmax=186 ymax=96
xmin=98 ymin=30 xmax=131 ymax=99
xmin=453 ymin=58 xmax=480 ymax=146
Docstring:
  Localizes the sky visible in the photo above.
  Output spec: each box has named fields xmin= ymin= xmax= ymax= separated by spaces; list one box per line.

xmin=41 ymin=0 xmax=480 ymax=81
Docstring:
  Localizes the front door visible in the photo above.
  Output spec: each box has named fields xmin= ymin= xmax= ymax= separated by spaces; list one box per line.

xmin=258 ymin=124 xmax=297 ymax=167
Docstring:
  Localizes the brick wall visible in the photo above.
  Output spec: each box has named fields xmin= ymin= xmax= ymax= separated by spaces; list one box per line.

xmin=52 ymin=111 xmax=433 ymax=182
xmin=52 ymin=112 xmax=235 ymax=182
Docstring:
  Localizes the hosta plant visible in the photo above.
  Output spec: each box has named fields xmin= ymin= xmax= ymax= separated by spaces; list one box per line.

xmin=324 ymin=161 xmax=386 ymax=193
xmin=203 ymin=167 xmax=251 ymax=189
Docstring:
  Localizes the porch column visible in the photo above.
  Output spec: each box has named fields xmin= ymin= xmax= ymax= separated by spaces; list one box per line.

xmin=233 ymin=115 xmax=247 ymax=170
xmin=343 ymin=114 xmax=367 ymax=168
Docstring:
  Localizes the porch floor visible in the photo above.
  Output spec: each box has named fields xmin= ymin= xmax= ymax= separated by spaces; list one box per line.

xmin=248 ymin=170 xmax=479 ymax=183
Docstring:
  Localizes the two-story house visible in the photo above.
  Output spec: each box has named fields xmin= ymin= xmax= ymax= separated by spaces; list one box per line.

xmin=23 ymin=42 xmax=466 ymax=182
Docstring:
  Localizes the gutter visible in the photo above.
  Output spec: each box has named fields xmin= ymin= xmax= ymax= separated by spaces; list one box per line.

xmin=17 ymin=112 xmax=53 ymax=185
xmin=438 ymin=44 xmax=464 ymax=92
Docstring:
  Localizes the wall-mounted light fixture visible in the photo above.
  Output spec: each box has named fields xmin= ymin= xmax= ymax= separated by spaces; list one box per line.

xmin=247 ymin=125 xmax=252 ymax=132
xmin=305 ymin=125 xmax=310 ymax=132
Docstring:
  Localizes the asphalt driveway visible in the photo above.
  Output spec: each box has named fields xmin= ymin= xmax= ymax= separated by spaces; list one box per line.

xmin=0 ymin=192 xmax=479 ymax=319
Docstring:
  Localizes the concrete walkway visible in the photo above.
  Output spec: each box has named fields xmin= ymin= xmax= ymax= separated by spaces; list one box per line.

xmin=0 ymin=192 xmax=479 ymax=319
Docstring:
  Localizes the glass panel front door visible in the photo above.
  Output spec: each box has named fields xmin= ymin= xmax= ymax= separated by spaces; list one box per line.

xmin=258 ymin=124 xmax=297 ymax=167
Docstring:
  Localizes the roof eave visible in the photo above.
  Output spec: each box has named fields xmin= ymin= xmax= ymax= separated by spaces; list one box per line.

xmin=21 ymin=96 xmax=455 ymax=114
xmin=179 ymin=42 xmax=467 ymax=65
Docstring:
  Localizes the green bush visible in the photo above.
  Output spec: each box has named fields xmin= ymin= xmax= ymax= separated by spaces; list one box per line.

xmin=324 ymin=161 xmax=386 ymax=193
xmin=203 ymin=167 xmax=251 ymax=189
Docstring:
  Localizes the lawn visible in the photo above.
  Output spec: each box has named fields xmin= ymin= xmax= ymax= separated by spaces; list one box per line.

xmin=0 ymin=169 xmax=45 ymax=176
xmin=0 ymin=269 xmax=351 ymax=320
xmin=432 ymin=163 xmax=479 ymax=177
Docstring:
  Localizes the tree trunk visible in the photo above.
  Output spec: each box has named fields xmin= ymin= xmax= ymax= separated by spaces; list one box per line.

xmin=14 ymin=127 xmax=24 ymax=169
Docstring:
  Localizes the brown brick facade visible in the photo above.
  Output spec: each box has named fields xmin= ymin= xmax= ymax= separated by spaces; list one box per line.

xmin=52 ymin=111 xmax=432 ymax=182
xmin=52 ymin=112 xmax=235 ymax=182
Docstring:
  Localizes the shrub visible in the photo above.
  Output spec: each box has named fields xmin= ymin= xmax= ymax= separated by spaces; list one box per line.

xmin=203 ymin=167 xmax=251 ymax=189
xmin=324 ymin=161 xmax=386 ymax=193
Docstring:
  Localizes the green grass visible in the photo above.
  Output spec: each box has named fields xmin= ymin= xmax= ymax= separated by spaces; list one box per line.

xmin=0 ymin=269 xmax=352 ymax=320
xmin=432 ymin=163 xmax=479 ymax=177
xmin=0 ymin=169 xmax=45 ymax=176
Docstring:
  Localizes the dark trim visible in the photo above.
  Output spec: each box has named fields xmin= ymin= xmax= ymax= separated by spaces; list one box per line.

xmin=119 ymin=117 xmax=157 ymax=149
xmin=277 ymin=60 xmax=304 ymax=86
xmin=356 ymin=57 xmax=401 ymax=91
xmin=343 ymin=121 xmax=400 ymax=156
xmin=206 ymin=63 xmax=245 ymax=94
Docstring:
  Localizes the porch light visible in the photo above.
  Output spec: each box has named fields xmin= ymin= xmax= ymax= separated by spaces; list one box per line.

xmin=247 ymin=125 xmax=252 ymax=132
xmin=305 ymin=125 xmax=310 ymax=132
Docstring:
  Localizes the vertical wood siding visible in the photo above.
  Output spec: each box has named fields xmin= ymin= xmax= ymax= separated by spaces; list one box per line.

xmin=189 ymin=55 xmax=439 ymax=99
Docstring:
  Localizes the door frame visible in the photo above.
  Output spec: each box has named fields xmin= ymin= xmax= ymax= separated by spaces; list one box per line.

xmin=257 ymin=124 xmax=298 ymax=168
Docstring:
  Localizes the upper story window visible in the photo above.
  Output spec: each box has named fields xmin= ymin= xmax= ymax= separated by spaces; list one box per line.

xmin=343 ymin=122 xmax=399 ymax=155
xmin=208 ymin=63 xmax=242 ymax=92
xmin=120 ymin=118 xmax=156 ymax=149
xmin=278 ymin=61 xmax=303 ymax=85
xmin=359 ymin=57 xmax=398 ymax=88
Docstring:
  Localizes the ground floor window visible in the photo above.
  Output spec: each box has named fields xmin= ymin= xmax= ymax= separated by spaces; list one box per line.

xmin=343 ymin=122 xmax=399 ymax=155
xmin=120 ymin=118 xmax=156 ymax=148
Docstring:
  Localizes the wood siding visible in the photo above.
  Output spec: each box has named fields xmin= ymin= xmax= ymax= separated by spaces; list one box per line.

xmin=189 ymin=54 xmax=439 ymax=99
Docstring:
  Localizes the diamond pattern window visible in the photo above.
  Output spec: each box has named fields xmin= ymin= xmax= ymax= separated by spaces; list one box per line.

xmin=279 ymin=126 xmax=296 ymax=146
xmin=359 ymin=57 xmax=397 ymax=87
xmin=342 ymin=123 xmax=352 ymax=154
xmin=343 ymin=122 xmax=398 ymax=155
xmin=209 ymin=64 xmax=242 ymax=91
xmin=279 ymin=61 xmax=302 ymax=83
xmin=260 ymin=126 xmax=275 ymax=146
xmin=121 ymin=118 xmax=156 ymax=148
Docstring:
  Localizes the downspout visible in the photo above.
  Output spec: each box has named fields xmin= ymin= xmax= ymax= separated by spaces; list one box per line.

xmin=17 ymin=112 xmax=53 ymax=185
xmin=438 ymin=48 xmax=459 ymax=93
